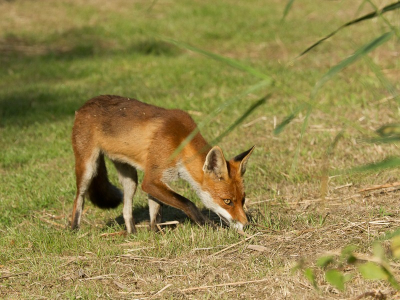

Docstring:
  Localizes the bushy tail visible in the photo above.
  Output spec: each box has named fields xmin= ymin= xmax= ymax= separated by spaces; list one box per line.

xmin=87 ymin=153 xmax=122 ymax=209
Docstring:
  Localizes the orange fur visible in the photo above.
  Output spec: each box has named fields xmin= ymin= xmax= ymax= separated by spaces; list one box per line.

xmin=71 ymin=95 xmax=254 ymax=233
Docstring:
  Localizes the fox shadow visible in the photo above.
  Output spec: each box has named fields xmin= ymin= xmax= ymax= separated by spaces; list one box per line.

xmin=107 ymin=205 xmax=227 ymax=231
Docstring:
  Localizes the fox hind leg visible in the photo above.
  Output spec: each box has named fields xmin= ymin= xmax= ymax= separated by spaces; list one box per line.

xmin=113 ymin=161 xmax=138 ymax=234
xmin=148 ymin=195 xmax=163 ymax=231
xmin=71 ymin=148 xmax=100 ymax=230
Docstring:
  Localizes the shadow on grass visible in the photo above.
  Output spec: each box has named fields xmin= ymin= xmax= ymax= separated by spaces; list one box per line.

xmin=0 ymin=27 xmax=180 ymax=127
xmin=0 ymin=90 xmax=80 ymax=127
xmin=1 ymin=26 xmax=180 ymax=62
xmin=110 ymin=205 xmax=227 ymax=231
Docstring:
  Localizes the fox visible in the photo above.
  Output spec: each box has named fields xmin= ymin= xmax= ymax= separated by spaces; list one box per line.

xmin=71 ymin=95 xmax=254 ymax=233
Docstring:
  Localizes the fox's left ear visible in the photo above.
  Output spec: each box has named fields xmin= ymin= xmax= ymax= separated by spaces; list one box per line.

xmin=203 ymin=146 xmax=229 ymax=180
xmin=233 ymin=146 xmax=255 ymax=176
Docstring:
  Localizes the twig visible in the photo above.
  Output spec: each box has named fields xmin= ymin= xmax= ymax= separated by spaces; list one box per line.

xmin=242 ymin=116 xmax=267 ymax=128
xmin=359 ymin=181 xmax=400 ymax=192
xmin=247 ymin=244 xmax=268 ymax=252
xmin=125 ymin=247 xmax=155 ymax=253
xmin=45 ymin=212 xmax=65 ymax=220
xmin=180 ymin=278 xmax=270 ymax=292
xmin=117 ymin=254 xmax=175 ymax=264
xmin=80 ymin=274 xmax=116 ymax=281
xmin=0 ymin=272 xmax=29 ymax=280
xmin=353 ymin=290 xmax=386 ymax=300
xmin=151 ymin=283 xmax=172 ymax=298
xmin=100 ymin=231 xmax=126 ymax=238
xmin=209 ymin=232 xmax=262 ymax=257
xmin=191 ymin=246 xmax=226 ymax=252
xmin=156 ymin=224 xmax=165 ymax=236
xmin=333 ymin=183 xmax=353 ymax=190
xmin=324 ymin=250 xmax=400 ymax=268
xmin=156 ymin=221 xmax=179 ymax=226
xmin=247 ymin=199 xmax=275 ymax=206
xmin=36 ymin=216 xmax=65 ymax=229
xmin=135 ymin=221 xmax=180 ymax=228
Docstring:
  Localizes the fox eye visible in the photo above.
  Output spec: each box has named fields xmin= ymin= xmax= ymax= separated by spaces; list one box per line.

xmin=223 ymin=199 xmax=232 ymax=206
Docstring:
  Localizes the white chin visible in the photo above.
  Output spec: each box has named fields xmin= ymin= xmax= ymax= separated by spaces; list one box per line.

xmin=231 ymin=222 xmax=244 ymax=231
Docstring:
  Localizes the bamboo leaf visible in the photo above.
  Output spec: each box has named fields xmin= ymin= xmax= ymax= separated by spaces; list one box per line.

xmin=311 ymin=32 xmax=394 ymax=99
xmin=377 ymin=124 xmax=400 ymax=137
xmin=161 ymin=37 xmax=273 ymax=82
xmin=290 ymin=105 xmax=311 ymax=175
xmin=372 ymin=242 xmax=385 ymax=260
xmin=273 ymin=104 xmax=307 ymax=135
xmin=304 ymin=268 xmax=318 ymax=289
xmin=349 ymin=157 xmax=400 ymax=173
xmin=358 ymin=262 xmax=388 ymax=280
xmin=210 ymin=95 xmax=271 ymax=145
xmin=391 ymin=236 xmax=400 ymax=259
xmin=299 ymin=2 xmax=400 ymax=56
xmin=362 ymin=55 xmax=399 ymax=104
xmin=365 ymin=137 xmax=400 ymax=144
xmin=341 ymin=245 xmax=357 ymax=264
xmin=170 ymin=79 xmax=271 ymax=160
xmin=325 ymin=269 xmax=345 ymax=291
xmin=282 ymin=0 xmax=295 ymax=21
xmin=316 ymin=255 xmax=334 ymax=268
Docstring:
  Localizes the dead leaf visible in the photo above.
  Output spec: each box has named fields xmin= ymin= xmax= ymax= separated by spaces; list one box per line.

xmin=247 ymin=244 xmax=268 ymax=252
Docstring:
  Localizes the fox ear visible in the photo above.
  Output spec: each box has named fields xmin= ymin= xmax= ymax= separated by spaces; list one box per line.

xmin=203 ymin=146 xmax=229 ymax=180
xmin=233 ymin=146 xmax=255 ymax=176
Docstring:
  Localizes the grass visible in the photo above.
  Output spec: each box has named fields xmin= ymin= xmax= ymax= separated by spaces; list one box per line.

xmin=1 ymin=0 xmax=400 ymax=298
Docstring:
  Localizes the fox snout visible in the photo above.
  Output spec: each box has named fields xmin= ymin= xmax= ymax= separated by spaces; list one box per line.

xmin=231 ymin=209 xmax=248 ymax=230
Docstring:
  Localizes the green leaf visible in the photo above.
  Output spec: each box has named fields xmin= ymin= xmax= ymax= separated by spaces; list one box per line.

xmin=358 ymin=262 xmax=388 ymax=280
xmin=377 ymin=124 xmax=400 ymax=137
xmin=298 ymin=2 xmax=400 ymax=56
xmin=316 ymin=255 xmax=334 ymax=268
xmin=210 ymin=95 xmax=271 ymax=145
xmin=169 ymin=79 xmax=271 ymax=160
xmin=282 ymin=0 xmax=295 ymax=21
xmin=373 ymin=242 xmax=385 ymax=260
xmin=387 ymin=272 xmax=400 ymax=290
xmin=161 ymin=37 xmax=273 ymax=82
xmin=311 ymin=32 xmax=394 ymax=99
xmin=304 ymin=268 xmax=318 ymax=289
xmin=273 ymin=103 xmax=307 ymax=135
xmin=391 ymin=236 xmax=400 ymax=259
xmin=341 ymin=245 xmax=357 ymax=264
xmin=325 ymin=269 xmax=345 ymax=291
xmin=365 ymin=136 xmax=400 ymax=144
xmin=290 ymin=105 xmax=311 ymax=175
xmin=348 ymin=157 xmax=400 ymax=173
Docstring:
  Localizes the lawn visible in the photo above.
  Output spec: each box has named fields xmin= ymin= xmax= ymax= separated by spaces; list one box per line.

xmin=1 ymin=0 xmax=399 ymax=299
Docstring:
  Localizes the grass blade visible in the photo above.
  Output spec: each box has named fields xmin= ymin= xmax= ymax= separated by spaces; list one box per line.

xmin=362 ymin=53 xmax=399 ymax=104
xmin=282 ymin=0 xmax=295 ymax=21
xmin=377 ymin=124 xmax=400 ymax=137
xmin=347 ymin=157 xmax=400 ymax=173
xmin=298 ymin=2 xmax=400 ymax=57
xmin=170 ymin=79 xmax=272 ymax=160
xmin=161 ymin=37 xmax=273 ymax=82
xmin=311 ymin=32 xmax=394 ymax=99
xmin=273 ymin=103 xmax=307 ymax=135
xmin=290 ymin=104 xmax=311 ymax=176
xmin=210 ymin=94 xmax=271 ymax=145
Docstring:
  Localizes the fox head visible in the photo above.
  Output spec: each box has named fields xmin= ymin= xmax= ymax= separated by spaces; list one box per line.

xmin=200 ymin=145 xmax=255 ymax=230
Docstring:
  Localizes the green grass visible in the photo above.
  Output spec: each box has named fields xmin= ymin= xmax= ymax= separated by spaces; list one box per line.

xmin=1 ymin=0 xmax=400 ymax=298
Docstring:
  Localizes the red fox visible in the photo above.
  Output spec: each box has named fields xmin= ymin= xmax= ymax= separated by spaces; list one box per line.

xmin=71 ymin=95 xmax=254 ymax=233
